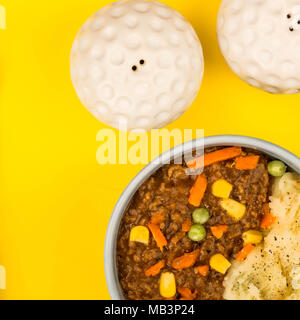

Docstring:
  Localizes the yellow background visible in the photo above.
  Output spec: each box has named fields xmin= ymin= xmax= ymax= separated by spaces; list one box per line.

xmin=0 ymin=0 xmax=299 ymax=300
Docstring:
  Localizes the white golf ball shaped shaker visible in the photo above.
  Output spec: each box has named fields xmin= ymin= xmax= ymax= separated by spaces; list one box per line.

xmin=70 ymin=0 xmax=204 ymax=130
xmin=217 ymin=0 xmax=300 ymax=94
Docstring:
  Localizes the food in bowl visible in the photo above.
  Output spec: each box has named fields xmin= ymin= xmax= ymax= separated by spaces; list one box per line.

xmin=224 ymin=173 xmax=300 ymax=300
xmin=116 ymin=146 xmax=299 ymax=300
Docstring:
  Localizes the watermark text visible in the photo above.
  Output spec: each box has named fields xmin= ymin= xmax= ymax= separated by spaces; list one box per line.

xmin=0 ymin=5 xmax=6 ymax=29
xmin=96 ymin=127 xmax=205 ymax=174
xmin=0 ymin=265 xmax=6 ymax=290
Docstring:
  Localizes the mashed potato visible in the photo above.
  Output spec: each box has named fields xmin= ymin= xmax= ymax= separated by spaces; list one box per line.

xmin=223 ymin=173 xmax=300 ymax=300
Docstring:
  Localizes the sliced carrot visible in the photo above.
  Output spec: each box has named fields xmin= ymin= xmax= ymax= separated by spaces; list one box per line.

xmin=235 ymin=155 xmax=260 ymax=170
xmin=147 ymin=223 xmax=167 ymax=251
xmin=260 ymin=203 xmax=277 ymax=228
xmin=145 ymin=260 xmax=165 ymax=277
xmin=188 ymin=175 xmax=207 ymax=207
xmin=236 ymin=243 xmax=254 ymax=261
xmin=187 ymin=147 xmax=242 ymax=169
xmin=210 ymin=225 xmax=229 ymax=239
xmin=151 ymin=212 xmax=166 ymax=225
xmin=195 ymin=265 xmax=209 ymax=276
xmin=261 ymin=214 xmax=277 ymax=229
xmin=178 ymin=287 xmax=197 ymax=300
xmin=172 ymin=249 xmax=200 ymax=270
xmin=182 ymin=218 xmax=193 ymax=232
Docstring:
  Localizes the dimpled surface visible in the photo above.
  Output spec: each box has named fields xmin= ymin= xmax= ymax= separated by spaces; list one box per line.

xmin=217 ymin=0 xmax=300 ymax=94
xmin=70 ymin=0 xmax=204 ymax=130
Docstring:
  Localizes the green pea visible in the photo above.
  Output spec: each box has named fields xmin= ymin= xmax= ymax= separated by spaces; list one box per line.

xmin=268 ymin=160 xmax=287 ymax=177
xmin=188 ymin=224 xmax=206 ymax=242
xmin=192 ymin=208 xmax=210 ymax=224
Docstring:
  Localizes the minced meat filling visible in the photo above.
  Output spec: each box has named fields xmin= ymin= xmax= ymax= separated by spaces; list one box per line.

xmin=117 ymin=147 xmax=270 ymax=300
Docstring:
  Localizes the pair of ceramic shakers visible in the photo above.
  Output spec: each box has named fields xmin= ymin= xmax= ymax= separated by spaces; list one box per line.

xmin=70 ymin=0 xmax=300 ymax=131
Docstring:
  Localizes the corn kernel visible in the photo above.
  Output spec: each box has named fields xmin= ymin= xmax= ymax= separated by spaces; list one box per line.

xmin=242 ymin=230 xmax=263 ymax=245
xmin=212 ymin=179 xmax=233 ymax=199
xmin=160 ymin=272 xmax=176 ymax=298
xmin=209 ymin=254 xmax=231 ymax=275
xmin=221 ymin=199 xmax=246 ymax=221
xmin=129 ymin=226 xmax=149 ymax=245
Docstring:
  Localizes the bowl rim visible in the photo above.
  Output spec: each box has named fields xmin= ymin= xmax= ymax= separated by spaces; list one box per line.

xmin=104 ymin=135 xmax=300 ymax=300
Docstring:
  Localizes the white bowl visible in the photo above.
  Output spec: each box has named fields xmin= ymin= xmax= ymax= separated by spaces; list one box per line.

xmin=104 ymin=135 xmax=300 ymax=300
